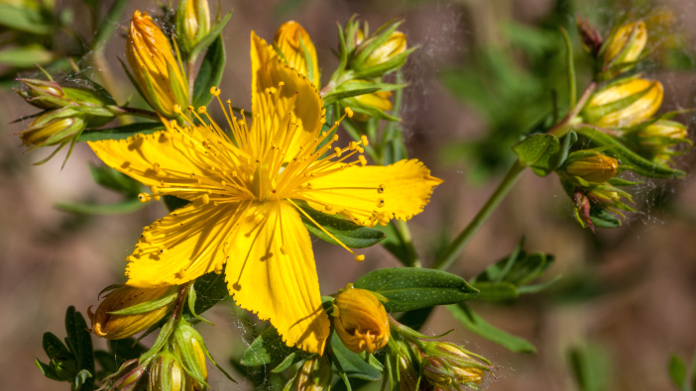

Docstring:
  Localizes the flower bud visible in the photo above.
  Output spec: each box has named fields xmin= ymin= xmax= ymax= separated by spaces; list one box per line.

xmin=564 ymin=153 xmax=618 ymax=183
xmin=421 ymin=342 xmax=490 ymax=389
xmin=274 ymin=21 xmax=320 ymax=87
xmin=171 ymin=321 xmax=207 ymax=391
xmin=333 ymin=284 xmax=389 ymax=354
xmin=127 ymin=10 xmax=189 ymax=119
xmin=149 ymin=351 xmax=186 ymax=391
xmin=98 ymin=359 xmax=148 ymax=391
xmin=175 ymin=0 xmax=211 ymax=55
xmin=289 ymin=356 xmax=332 ymax=391
xmin=349 ymin=20 xmax=413 ymax=78
xmin=18 ymin=110 xmax=86 ymax=149
xmin=576 ymin=14 xmax=603 ymax=56
xmin=582 ymin=78 xmax=663 ymax=128
xmin=15 ymin=78 xmax=114 ymax=110
xmin=89 ymin=285 xmax=177 ymax=340
xmin=362 ymin=31 xmax=407 ymax=69
xmin=603 ymin=21 xmax=647 ymax=68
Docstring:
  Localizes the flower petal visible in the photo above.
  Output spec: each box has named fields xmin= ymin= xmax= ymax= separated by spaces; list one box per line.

xmin=126 ymin=201 xmax=245 ymax=287
xmin=302 ymin=159 xmax=442 ymax=226
xmin=225 ymin=200 xmax=330 ymax=354
xmin=250 ymin=31 xmax=323 ymax=160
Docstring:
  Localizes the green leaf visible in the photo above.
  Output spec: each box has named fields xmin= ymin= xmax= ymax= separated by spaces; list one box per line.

xmin=669 ymin=355 xmax=688 ymax=391
xmin=240 ymin=326 xmax=296 ymax=367
xmin=0 ymin=44 xmax=54 ymax=67
xmin=107 ymin=290 xmax=178 ymax=315
xmin=64 ymin=306 xmax=95 ymax=391
xmin=471 ymin=282 xmax=519 ymax=300
xmin=297 ymin=204 xmax=386 ymax=249
xmin=512 ymin=134 xmax=560 ymax=177
xmin=0 ymin=4 xmax=53 ymax=34
xmin=373 ymin=222 xmax=417 ymax=266
xmin=190 ymin=271 xmax=228 ymax=316
xmin=395 ymin=306 xmax=435 ymax=331
xmin=163 ymin=195 xmax=191 ymax=212
xmin=271 ymin=352 xmax=298 ymax=373
xmin=575 ymin=127 xmax=686 ymax=179
xmin=89 ymin=163 xmax=141 ymax=196
xmin=354 ymin=268 xmax=479 ymax=312
xmin=55 ymin=199 xmax=145 ymax=215
xmin=42 ymin=332 xmax=71 ymax=360
xmin=190 ymin=11 xmax=233 ymax=60
xmin=446 ymin=303 xmax=536 ymax=353
xmin=331 ymin=333 xmax=381 ymax=381
xmin=36 ymin=359 xmax=65 ymax=381
xmin=193 ymin=35 xmax=226 ymax=108
xmin=568 ymin=344 xmax=611 ymax=391
xmin=473 ymin=250 xmax=555 ymax=288
xmin=589 ymin=207 xmax=622 ymax=229
xmin=79 ymin=122 xmax=165 ymax=142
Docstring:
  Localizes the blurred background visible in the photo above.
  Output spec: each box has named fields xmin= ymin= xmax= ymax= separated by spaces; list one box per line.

xmin=1 ymin=0 xmax=696 ymax=390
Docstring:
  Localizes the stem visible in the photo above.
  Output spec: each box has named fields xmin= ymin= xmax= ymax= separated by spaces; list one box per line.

xmin=396 ymin=220 xmax=421 ymax=267
xmin=560 ymin=27 xmax=576 ymax=108
xmin=92 ymin=51 xmax=131 ymax=125
xmin=433 ymin=160 xmax=526 ymax=270
xmin=113 ymin=106 xmax=161 ymax=121
xmin=187 ymin=54 xmax=198 ymax=102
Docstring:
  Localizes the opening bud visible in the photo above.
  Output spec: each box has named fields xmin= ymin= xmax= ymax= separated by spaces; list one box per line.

xmin=89 ymin=285 xmax=177 ymax=340
xmin=563 ymin=152 xmax=619 ymax=183
xmin=175 ymin=0 xmax=211 ymax=55
xmin=333 ymin=284 xmax=390 ymax=354
xmin=421 ymin=342 xmax=491 ymax=389
xmin=602 ymin=21 xmax=647 ymax=75
xmin=149 ymin=351 xmax=187 ymax=391
xmin=289 ymin=356 xmax=332 ymax=391
xmin=171 ymin=321 xmax=208 ymax=390
xmin=582 ymin=78 xmax=663 ymax=128
xmin=273 ymin=21 xmax=320 ymax=87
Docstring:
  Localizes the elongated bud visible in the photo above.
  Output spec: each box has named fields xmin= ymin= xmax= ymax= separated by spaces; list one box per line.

xmin=289 ymin=356 xmax=332 ymax=391
xmin=363 ymin=31 xmax=407 ymax=68
xmin=421 ymin=342 xmax=491 ymax=389
xmin=89 ymin=285 xmax=177 ymax=340
xmin=333 ymin=284 xmax=390 ymax=354
xmin=149 ymin=351 xmax=186 ymax=391
xmin=15 ymin=78 xmax=115 ymax=109
xmin=582 ymin=78 xmax=663 ymax=128
xmin=273 ymin=21 xmax=320 ymax=87
xmin=564 ymin=153 xmax=618 ymax=183
xmin=175 ymin=0 xmax=211 ymax=55
xmin=603 ymin=21 xmax=647 ymax=68
xmin=18 ymin=111 xmax=85 ymax=149
xmin=127 ymin=10 xmax=189 ymax=119
xmin=97 ymin=359 xmax=148 ymax=391
xmin=171 ymin=321 xmax=207 ymax=391
xmin=349 ymin=20 xmax=414 ymax=78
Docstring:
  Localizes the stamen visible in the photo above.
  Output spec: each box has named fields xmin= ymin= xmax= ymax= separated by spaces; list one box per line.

xmin=286 ymin=199 xmax=358 ymax=257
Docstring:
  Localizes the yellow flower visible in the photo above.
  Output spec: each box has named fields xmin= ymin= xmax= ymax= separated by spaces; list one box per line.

xmin=127 ymin=10 xmax=189 ymax=119
xmin=88 ymin=32 xmax=442 ymax=354
xmin=583 ymin=78 xmax=663 ymax=128
xmin=88 ymin=285 xmax=177 ymax=340
xmin=333 ymin=285 xmax=390 ymax=354
xmin=564 ymin=153 xmax=618 ymax=183
xmin=604 ymin=21 xmax=648 ymax=65
xmin=274 ymin=21 xmax=320 ymax=87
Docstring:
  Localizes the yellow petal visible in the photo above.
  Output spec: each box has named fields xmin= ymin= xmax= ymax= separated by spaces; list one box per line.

xmin=302 ymin=159 xmax=442 ymax=226
xmin=225 ymin=200 xmax=330 ymax=354
xmin=250 ymin=31 xmax=323 ymax=161
xmin=273 ymin=21 xmax=320 ymax=87
xmin=126 ymin=201 xmax=245 ymax=287
xmin=88 ymin=129 xmax=229 ymax=200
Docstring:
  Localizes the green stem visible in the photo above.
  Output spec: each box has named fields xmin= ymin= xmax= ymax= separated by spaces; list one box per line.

xmin=560 ymin=27 xmax=576 ymax=109
xmin=433 ymin=160 xmax=526 ymax=270
xmin=91 ymin=0 xmax=131 ymax=52
xmin=187 ymin=54 xmax=198 ymax=103
xmin=396 ymin=220 xmax=421 ymax=267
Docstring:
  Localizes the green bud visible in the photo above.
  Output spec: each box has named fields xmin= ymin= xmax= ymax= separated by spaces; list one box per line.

xmin=98 ymin=359 xmax=148 ymax=391
xmin=18 ymin=109 xmax=86 ymax=149
xmin=631 ymin=119 xmax=691 ymax=165
xmin=563 ymin=152 xmax=619 ymax=183
xmin=175 ymin=0 xmax=211 ymax=56
xmin=171 ymin=321 xmax=207 ymax=391
xmin=149 ymin=351 xmax=187 ymax=391
xmin=15 ymin=78 xmax=113 ymax=109
xmin=289 ymin=356 xmax=332 ymax=391
xmin=420 ymin=342 xmax=491 ymax=390
xmin=600 ymin=21 xmax=647 ymax=79
xmin=347 ymin=19 xmax=415 ymax=78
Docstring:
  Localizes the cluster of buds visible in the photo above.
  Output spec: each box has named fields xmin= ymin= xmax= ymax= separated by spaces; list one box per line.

xmin=332 ymin=284 xmax=390 ymax=354
xmin=13 ymin=78 xmax=119 ymax=160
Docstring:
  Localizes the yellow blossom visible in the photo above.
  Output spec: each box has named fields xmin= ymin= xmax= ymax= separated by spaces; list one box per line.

xmin=274 ymin=21 xmax=320 ymax=87
xmin=127 ymin=10 xmax=189 ymax=119
xmin=88 ymin=32 xmax=441 ymax=354
xmin=333 ymin=285 xmax=390 ymax=354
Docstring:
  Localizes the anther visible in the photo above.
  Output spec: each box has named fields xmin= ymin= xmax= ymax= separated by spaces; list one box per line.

xmin=158 ymin=247 xmax=166 ymax=254
xmin=334 ymin=147 xmax=342 ymax=157
xmin=345 ymin=107 xmax=354 ymax=118
xmin=187 ymin=105 xmax=195 ymax=112
xmin=377 ymin=199 xmax=385 ymax=208
xmin=153 ymin=163 xmax=162 ymax=174
xmin=214 ymin=263 xmax=223 ymax=274
xmin=280 ymin=246 xmax=288 ymax=255
xmin=209 ymin=86 xmax=221 ymax=96
xmin=359 ymin=155 xmax=367 ymax=166
xmin=173 ymin=104 xmax=182 ymax=113
xmin=198 ymin=106 xmax=207 ymax=113
xmin=325 ymin=204 xmax=334 ymax=211
xmin=349 ymin=141 xmax=358 ymax=150
xmin=358 ymin=147 xmax=365 ymax=154
xmin=354 ymin=254 xmax=365 ymax=262
xmin=200 ymin=194 xmax=210 ymax=205
xmin=360 ymin=135 xmax=369 ymax=146
xmin=137 ymin=193 xmax=150 ymax=203
xmin=378 ymin=184 xmax=385 ymax=194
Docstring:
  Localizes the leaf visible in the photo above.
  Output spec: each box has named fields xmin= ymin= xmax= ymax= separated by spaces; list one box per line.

xmin=163 ymin=195 xmax=191 ymax=212
xmin=446 ymin=303 xmax=536 ymax=353
xmin=331 ymin=333 xmax=381 ymax=381
xmin=42 ymin=332 xmax=71 ymax=360
xmin=297 ymin=204 xmax=386 ymax=249
xmin=271 ymin=352 xmax=298 ymax=373
xmin=190 ymin=271 xmax=228 ymax=316
xmin=93 ymin=350 xmax=118 ymax=375
xmin=78 ymin=122 xmax=165 ymax=142
xmin=190 ymin=11 xmax=233 ymax=59
xmin=55 ymin=199 xmax=145 ymax=215
xmin=568 ymin=344 xmax=611 ymax=391
xmin=89 ymin=163 xmax=141 ymax=196
xmin=395 ymin=306 xmax=435 ymax=331
xmin=240 ymin=326 xmax=296 ymax=367
xmin=0 ymin=4 xmax=53 ymax=34
xmin=373 ymin=222 xmax=416 ymax=266
xmin=0 ymin=44 xmax=54 ymax=67
xmin=64 ymin=306 xmax=95 ymax=391
xmin=512 ymin=134 xmax=560 ymax=177
xmin=575 ymin=127 xmax=685 ymax=179
xmin=193 ymin=35 xmax=226 ymax=108
xmin=669 ymin=355 xmax=688 ymax=391
xmin=471 ymin=282 xmax=519 ymax=300
xmin=35 ymin=359 xmax=65 ymax=381
xmin=107 ymin=291 xmax=178 ymax=315
xmin=354 ymin=268 xmax=479 ymax=312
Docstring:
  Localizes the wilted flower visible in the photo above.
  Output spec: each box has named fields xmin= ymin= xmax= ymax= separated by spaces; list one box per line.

xmin=288 ymin=356 xmax=332 ymax=391
xmin=420 ymin=342 xmax=491 ymax=390
xmin=563 ymin=152 xmax=619 ymax=183
xmin=274 ymin=21 xmax=320 ymax=87
xmin=88 ymin=285 xmax=177 ymax=340
xmin=582 ymin=77 xmax=663 ymax=128
xmin=175 ymin=0 xmax=211 ymax=55
xmin=333 ymin=285 xmax=390 ymax=354
xmin=127 ymin=10 xmax=189 ymax=119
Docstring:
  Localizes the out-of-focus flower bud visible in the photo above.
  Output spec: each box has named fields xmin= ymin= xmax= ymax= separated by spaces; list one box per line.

xmin=274 ymin=21 xmax=320 ymax=87
xmin=563 ymin=152 xmax=618 ymax=183
xmin=171 ymin=321 xmax=207 ymax=391
xmin=287 ymin=356 xmax=332 ymax=391
xmin=582 ymin=78 xmax=663 ymax=128
xmin=632 ymin=119 xmax=691 ymax=164
xmin=97 ymin=359 xmax=148 ymax=391
xmin=421 ymin=342 xmax=490 ymax=390
xmin=127 ymin=10 xmax=189 ymax=119
xmin=175 ymin=0 xmax=211 ymax=56
xmin=333 ymin=284 xmax=389 ymax=354
xmin=18 ymin=109 xmax=86 ymax=149
xmin=576 ymin=14 xmax=603 ymax=56
xmin=149 ymin=351 xmax=187 ymax=391
xmin=88 ymin=285 xmax=177 ymax=340
xmin=603 ymin=21 xmax=647 ymax=69
xmin=349 ymin=20 xmax=414 ymax=78
xmin=362 ymin=31 xmax=407 ymax=68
